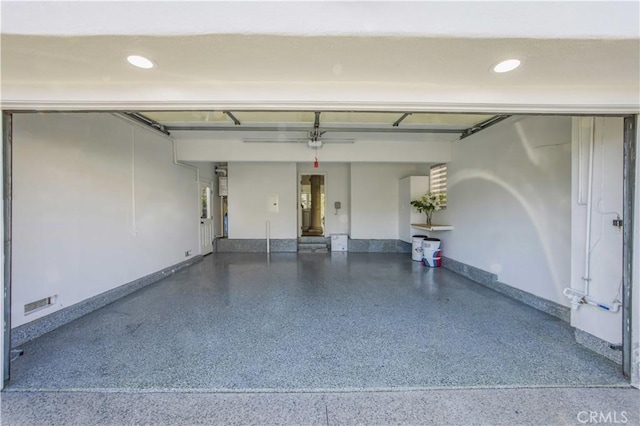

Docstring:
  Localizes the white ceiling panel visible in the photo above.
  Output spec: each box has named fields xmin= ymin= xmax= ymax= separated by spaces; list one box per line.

xmin=2 ymin=35 xmax=638 ymax=89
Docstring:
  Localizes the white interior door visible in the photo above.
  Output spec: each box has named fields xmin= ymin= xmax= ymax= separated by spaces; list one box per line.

xmin=200 ymin=180 xmax=214 ymax=255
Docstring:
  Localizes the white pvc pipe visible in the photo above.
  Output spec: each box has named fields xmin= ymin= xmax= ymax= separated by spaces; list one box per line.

xmin=582 ymin=117 xmax=596 ymax=296
xmin=583 ymin=296 xmax=622 ymax=313
xmin=171 ymin=138 xmax=199 ymax=183
xmin=218 ymin=196 xmax=225 ymax=238
xmin=131 ymin=126 xmax=137 ymax=236
xmin=266 ymin=220 xmax=270 ymax=254
xmin=563 ymin=287 xmax=622 ymax=313
xmin=564 ymin=118 xmax=620 ymax=314
xmin=113 ymin=113 xmax=200 ymax=181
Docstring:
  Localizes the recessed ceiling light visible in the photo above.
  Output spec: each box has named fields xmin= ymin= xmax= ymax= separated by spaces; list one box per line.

xmin=493 ymin=59 xmax=521 ymax=73
xmin=127 ymin=55 xmax=154 ymax=69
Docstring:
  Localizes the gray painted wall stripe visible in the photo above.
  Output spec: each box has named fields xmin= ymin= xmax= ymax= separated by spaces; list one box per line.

xmin=442 ymin=256 xmax=571 ymax=323
xmin=11 ymin=255 xmax=203 ymax=348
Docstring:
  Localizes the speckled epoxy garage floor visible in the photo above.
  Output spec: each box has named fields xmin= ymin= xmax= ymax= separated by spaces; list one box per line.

xmin=6 ymin=253 xmax=626 ymax=391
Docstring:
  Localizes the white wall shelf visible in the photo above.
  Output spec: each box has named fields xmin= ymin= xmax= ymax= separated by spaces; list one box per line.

xmin=411 ymin=223 xmax=454 ymax=232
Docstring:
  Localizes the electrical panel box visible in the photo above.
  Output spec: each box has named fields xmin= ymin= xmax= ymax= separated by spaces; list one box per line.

xmin=218 ymin=177 xmax=228 ymax=196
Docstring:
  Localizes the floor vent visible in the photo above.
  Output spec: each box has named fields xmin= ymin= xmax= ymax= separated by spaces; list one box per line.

xmin=24 ymin=295 xmax=57 ymax=315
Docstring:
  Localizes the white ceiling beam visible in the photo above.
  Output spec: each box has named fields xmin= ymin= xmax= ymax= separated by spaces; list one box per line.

xmin=2 ymin=1 xmax=638 ymax=40
xmin=3 ymin=84 xmax=638 ymax=115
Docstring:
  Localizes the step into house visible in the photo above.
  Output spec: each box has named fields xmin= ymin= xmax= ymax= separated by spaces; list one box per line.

xmin=297 ymin=236 xmax=330 ymax=253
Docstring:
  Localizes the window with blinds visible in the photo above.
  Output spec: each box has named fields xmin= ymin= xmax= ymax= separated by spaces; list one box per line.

xmin=430 ymin=164 xmax=447 ymax=208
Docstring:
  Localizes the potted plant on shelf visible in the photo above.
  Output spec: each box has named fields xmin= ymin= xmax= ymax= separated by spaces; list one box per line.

xmin=410 ymin=192 xmax=445 ymax=226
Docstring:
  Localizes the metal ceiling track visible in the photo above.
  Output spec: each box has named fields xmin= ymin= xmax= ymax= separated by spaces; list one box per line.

xmin=224 ymin=111 xmax=241 ymax=126
xmin=459 ymin=115 xmax=511 ymax=140
xmin=165 ymin=125 xmax=462 ymax=134
xmin=243 ymin=138 xmax=354 ymax=144
xmin=122 ymin=112 xmax=171 ymax=136
xmin=129 ymin=110 xmax=511 ymax=138
xmin=392 ymin=113 xmax=412 ymax=127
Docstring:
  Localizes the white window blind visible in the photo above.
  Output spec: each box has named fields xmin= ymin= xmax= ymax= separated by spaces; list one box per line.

xmin=430 ymin=164 xmax=447 ymax=207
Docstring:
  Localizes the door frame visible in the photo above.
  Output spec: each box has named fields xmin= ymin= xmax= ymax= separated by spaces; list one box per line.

xmin=297 ymin=171 xmax=327 ymax=238
xmin=2 ymin=112 xmax=12 ymax=389
xmin=622 ymin=115 xmax=637 ymax=379
xmin=199 ymin=178 xmax=214 ymax=255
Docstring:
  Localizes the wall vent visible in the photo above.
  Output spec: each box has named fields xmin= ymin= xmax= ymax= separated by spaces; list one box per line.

xmin=24 ymin=295 xmax=57 ymax=315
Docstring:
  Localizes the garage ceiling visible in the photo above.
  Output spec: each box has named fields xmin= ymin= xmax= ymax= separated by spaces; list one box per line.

xmin=3 ymin=35 xmax=638 ymax=91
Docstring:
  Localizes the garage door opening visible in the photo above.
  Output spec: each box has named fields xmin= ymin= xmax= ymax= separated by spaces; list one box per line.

xmin=0 ymin=110 xmax=636 ymax=392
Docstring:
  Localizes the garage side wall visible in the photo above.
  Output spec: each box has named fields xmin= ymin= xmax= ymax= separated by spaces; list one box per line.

xmin=11 ymin=113 xmax=200 ymax=329
xmin=571 ymin=118 xmax=624 ymax=344
xmin=438 ymin=116 xmax=572 ymax=306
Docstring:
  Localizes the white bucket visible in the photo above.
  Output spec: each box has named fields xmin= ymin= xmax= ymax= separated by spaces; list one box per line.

xmin=412 ymin=236 xmax=426 ymax=261
xmin=422 ymin=238 xmax=441 ymax=251
xmin=423 ymin=249 xmax=442 ymax=267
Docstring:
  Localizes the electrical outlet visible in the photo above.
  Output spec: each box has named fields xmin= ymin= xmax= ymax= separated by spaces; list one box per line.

xmin=185 ymin=250 xmax=191 ymax=257
xmin=613 ymin=219 xmax=623 ymax=228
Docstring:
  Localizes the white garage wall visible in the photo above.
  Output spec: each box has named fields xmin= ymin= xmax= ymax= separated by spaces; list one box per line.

xmin=12 ymin=113 xmax=200 ymax=328
xmin=227 ymin=162 xmax=297 ymax=239
xmin=571 ymin=117 xmax=624 ymax=343
xmin=297 ymin=162 xmax=350 ymax=235
xmin=350 ymin=163 xmax=426 ymax=239
xmin=183 ymin=161 xmax=216 ymax=181
xmin=175 ymin=132 xmax=452 ymax=164
xmin=438 ymin=116 xmax=572 ymax=305
xmin=227 ymin=161 xmax=426 ymax=240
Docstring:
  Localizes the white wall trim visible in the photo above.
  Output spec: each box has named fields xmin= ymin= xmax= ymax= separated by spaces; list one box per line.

xmin=3 ymin=100 xmax=640 ymax=115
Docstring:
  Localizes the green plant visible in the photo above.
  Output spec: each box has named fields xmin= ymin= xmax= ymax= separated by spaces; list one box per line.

xmin=410 ymin=192 xmax=446 ymax=213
